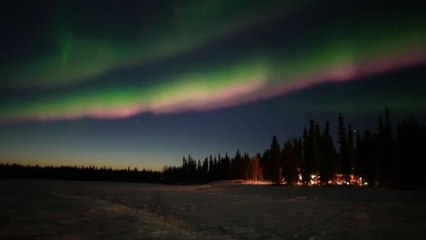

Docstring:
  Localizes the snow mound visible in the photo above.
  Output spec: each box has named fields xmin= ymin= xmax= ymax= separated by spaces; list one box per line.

xmin=206 ymin=179 xmax=273 ymax=186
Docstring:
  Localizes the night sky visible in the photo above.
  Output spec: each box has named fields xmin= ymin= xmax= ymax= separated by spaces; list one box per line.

xmin=1 ymin=0 xmax=425 ymax=170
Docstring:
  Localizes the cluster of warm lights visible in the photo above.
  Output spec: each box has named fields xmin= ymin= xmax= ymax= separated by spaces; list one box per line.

xmin=292 ymin=173 xmax=368 ymax=187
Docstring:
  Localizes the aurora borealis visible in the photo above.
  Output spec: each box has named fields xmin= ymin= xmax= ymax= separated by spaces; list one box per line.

xmin=1 ymin=0 xmax=425 ymax=169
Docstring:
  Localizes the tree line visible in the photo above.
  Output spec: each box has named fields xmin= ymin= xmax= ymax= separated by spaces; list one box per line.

xmin=0 ymin=164 xmax=161 ymax=183
xmin=163 ymin=109 xmax=426 ymax=189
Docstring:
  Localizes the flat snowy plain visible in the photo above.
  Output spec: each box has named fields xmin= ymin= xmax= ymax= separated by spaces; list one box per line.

xmin=1 ymin=179 xmax=425 ymax=239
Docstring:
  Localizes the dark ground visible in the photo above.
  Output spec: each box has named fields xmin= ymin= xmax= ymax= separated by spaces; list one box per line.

xmin=1 ymin=179 xmax=425 ymax=239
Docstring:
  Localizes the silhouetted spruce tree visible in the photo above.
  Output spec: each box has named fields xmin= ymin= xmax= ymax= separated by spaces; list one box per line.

xmin=320 ymin=121 xmax=338 ymax=184
xmin=295 ymin=138 xmax=303 ymax=181
xmin=263 ymin=135 xmax=281 ymax=184
xmin=202 ymin=157 xmax=209 ymax=181
xmin=196 ymin=160 xmax=202 ymax=181
xmin=222 ymin=153 xmax=231 ymax=179
xmin=260 ymin=150 xmax=268 ymax=179
xmin=230 ymin=150 xmax=242 ymax=179
xmin=261 ymin=152 xmax=269 ymax=180
xmin=338 ymin=113 xmax=350 ymax=181
xmin=250 ymin=153 xmax=263 ymax=181
xmin=208 ymin=155 xmax=214 ymax=181
xmin=347 ymin=123 xmax=355 ymax=175
xmin=354 ymin=130 xmax=361 ymax=177
xmin=381 ymin=108 xmax=398 ymax=187
xmin=184 ymin=155 xmax=196 ymax=182
xmin=301 ymin=128 xmax=310 ymax=185
xmin=313 ymin=122 xmax=322 ymax=175
xmin=242 ymin=153 xmax=251 ymax=179
xmin=357 ymin=130 xmax=375 ymax=186
xmin=214 ymin=155 xmax=219 ymax=180
xmin=302 ymin=121 xmax=320 ymax=184
xmin=217 ymin=153 xmax=224 ymax=180
xmin=374 ymin=114 xmax=385 ymax=184
xmin=282 ymin=140 xmax=298 ymax=184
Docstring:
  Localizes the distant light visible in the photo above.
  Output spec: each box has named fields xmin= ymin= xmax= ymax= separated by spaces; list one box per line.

xmin=311 ymin=174 xmax=316 ymax=179
xmin=364 ymin=182 xmax=368 ymax=186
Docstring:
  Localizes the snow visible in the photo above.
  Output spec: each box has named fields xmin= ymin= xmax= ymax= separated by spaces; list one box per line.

xmin=1 ymin=179 xmax=426 ymax=239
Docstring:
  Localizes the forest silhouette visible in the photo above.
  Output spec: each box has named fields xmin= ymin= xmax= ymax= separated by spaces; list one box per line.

xmin=164 ymin=108 xmax=426 ymax=189
xmin=1 ymin=108 xmax=425 ymax=189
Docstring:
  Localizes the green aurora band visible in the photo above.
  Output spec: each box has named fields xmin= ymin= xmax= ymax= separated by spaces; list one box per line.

xmin=0 ymin=0 xmax=425 ymax=122
xmin=1 ymin=0 xmax=311 ymax=87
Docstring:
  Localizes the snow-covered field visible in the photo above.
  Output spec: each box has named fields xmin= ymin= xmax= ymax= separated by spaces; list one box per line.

xmin=1 ymin=180 xmax=425 ymax=239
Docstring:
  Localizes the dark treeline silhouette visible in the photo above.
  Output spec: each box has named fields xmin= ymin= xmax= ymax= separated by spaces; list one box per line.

xmin=163 ymin=109 xmax=426 ymax=189
xmin=161 ymin=151 xmax=263 ymax=184
xmin=0 ymin=164 xmax=161 ymax=183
